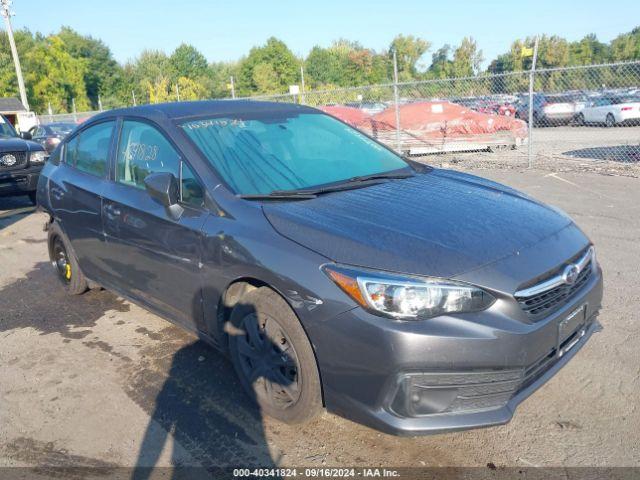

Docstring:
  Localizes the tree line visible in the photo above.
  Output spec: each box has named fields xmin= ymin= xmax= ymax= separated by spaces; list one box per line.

xmin=0 ymin=26 xmax=638 ymax=114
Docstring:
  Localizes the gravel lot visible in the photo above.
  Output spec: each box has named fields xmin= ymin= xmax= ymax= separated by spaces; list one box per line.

xmin=1 ymin=165 xmax=639 ymax=473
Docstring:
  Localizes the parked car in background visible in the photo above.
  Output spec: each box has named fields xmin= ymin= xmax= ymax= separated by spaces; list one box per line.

xmin=576 ymin=95 xmax=640 ymax=127
xmin=516 ymin=93 xmax=587 ymax=126
xmin=29 ymin=122 xmax=77 ymax=153
xmin=37 ymin=100 xmax=602 ymax=435
xmin=0 ymin=114 xmax=47 ymax=204
xmin=453 ymin=96 xmax=517 ymax=117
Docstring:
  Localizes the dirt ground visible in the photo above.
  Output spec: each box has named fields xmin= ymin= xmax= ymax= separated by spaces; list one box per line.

xmin=1 ymin=167 xmax=639 ymax=473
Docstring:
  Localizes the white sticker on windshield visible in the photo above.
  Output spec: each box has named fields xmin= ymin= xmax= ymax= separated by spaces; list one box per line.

xmin=0 ymin=116 xmax=5 ymax=124
xmin=431 ymin=104 xmax=444 ymax=113
xmin=184 ymin=119 xmax=246 ymax=130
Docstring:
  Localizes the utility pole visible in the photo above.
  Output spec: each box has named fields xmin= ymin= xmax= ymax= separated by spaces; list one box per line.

xmin=300 ymin=65 xmax=306 ymax=104
xmin=1 ymin=0 xmax=29 ymax=110
xmin=176 ymin=82 xmax=181 ymax=102
xmin=230 ymin=76 xmax=236 ymax=99
xmin=132 ymin=90 xmax=137 ymax=106
xmin=98 ymin=94 xmax=103 ymax=112
xmin=527 ymin=35 xmax=540 ymax=169
xmin=392 ymin=50 xmax=401 ymax=153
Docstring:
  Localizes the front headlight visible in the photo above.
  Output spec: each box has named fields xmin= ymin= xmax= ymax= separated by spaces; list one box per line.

xmin=30 ymin=150 xmax=47 ymax=164
xmin=323 ymin=264 xmax=495 ymax=320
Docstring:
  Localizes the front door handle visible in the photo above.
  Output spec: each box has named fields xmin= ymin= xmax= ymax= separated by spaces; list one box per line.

xmin=50 ymin=187 xmax=64 ymax=201
xmin=104 ymin=204 xmax=121 ymax=217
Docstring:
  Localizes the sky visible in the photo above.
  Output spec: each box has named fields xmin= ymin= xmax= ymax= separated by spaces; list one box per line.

xmin=9 ymin=0 xmax=640 ymax=68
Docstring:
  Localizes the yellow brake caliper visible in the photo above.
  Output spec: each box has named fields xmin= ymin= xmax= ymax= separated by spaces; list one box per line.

xmin=64 ymin=263 xmax=72 ymax=280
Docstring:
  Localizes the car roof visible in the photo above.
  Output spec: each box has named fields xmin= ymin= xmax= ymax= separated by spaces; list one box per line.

xmin=91 ymin=100 xmax=317 ymax=123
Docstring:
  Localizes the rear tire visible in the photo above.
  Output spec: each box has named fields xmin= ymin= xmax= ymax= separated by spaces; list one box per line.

xmin=47 ymin=222 xmax=88 ymax=295
xmin=228 ymin=287 xmax=323 ymax=424
xmin=605 ymin=113 xmax=616 ymax=128
xmin=575 ymin=113 xmax=585 ymax=126
xmin=27 ymin=191 xmax=37 ymax=205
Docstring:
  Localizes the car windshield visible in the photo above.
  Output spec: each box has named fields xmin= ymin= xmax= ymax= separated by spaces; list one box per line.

xmin=180 ymin=111 xmax=410 ymax=196
xmin=0 ymin=117 xmax=18 ymax=138
xmin=49 ymin=124 xmax=75 ymax=135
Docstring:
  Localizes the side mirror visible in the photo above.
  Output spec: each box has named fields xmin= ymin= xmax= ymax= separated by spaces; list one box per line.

xmin=144 ymin=172 xmax=183 ymax=219
xmin=20 ymin=131 xmax=32 ymax=140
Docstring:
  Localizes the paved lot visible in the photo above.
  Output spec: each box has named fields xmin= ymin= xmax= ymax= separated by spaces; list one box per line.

xmin=430 ymin=126 xmax=640 ymax=178
xmin=1 ymin=168 xmax=639 ymax=472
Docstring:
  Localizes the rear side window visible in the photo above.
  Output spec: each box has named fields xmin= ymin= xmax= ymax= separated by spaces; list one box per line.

xmin=65 ymin=121 xmax=114 ymax=177
xmin=116 ymin=120 xmax=204 ymax=207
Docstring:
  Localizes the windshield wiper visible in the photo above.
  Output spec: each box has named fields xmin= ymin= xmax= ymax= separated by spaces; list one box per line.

xmin=240 ymin=170 xmax=415 ymax=200
xmin=239 ymin=191 xmax=318 ymax=200
xmin=345 ymin=171 xmax=415 ymax=183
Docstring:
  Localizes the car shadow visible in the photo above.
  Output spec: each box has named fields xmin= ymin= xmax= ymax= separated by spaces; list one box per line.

xmin=0 ymin=195 xmax=36 ymax=230
xmin=1 ymin=262 xmax=287 ymax=476
xmin=563 ymin=145 xmax=640 ymax=162
xmin=130 ymin=301 xmax=288 ymax=478
xmin=0 ymin=262 xmax=130 ymax=339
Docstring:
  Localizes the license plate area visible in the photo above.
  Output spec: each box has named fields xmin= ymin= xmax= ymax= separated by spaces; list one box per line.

xmin=558 ymin=304 xmax=587 ymax=357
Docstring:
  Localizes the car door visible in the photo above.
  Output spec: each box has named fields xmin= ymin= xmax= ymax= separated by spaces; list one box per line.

xmin=100 ymin=119 xmax=209 ymax=331
xmin=47 ymin=120 xmax=116 ymax=283
xmin=595 ymin=98 xmax=611 ymax=123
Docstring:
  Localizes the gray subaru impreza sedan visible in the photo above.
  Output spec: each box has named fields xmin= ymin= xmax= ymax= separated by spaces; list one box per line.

xmin=37 ymin=101 xmax=603 ymax=435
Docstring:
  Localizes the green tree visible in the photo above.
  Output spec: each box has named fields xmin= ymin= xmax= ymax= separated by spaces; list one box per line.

xmin=569 ymin=34 xmax=609 ymax=65
xmin=389 ymin=34 xmax=430 ymax=80
xmin=610 ymin=27 xmax=640 ymax=61
xmin=251 ymin=62 xmax=280 ymax=94
xmin=305 ymin=40 xmax=389 ymax=89
xmin=305 ymin=46 xmax=342 ymax=87
xmin=24 ymin=35 xmax=90 ymax=113
xmin=451 ymin=37 xmax=483 ymax=77
xmin=205 ymin=61 xmax=239 ymax=98
xmin=176 ymin=76 xmax=208 ymax=100
xmin=57 ymin=27 xmax=121 ymax=108
xmin=129 ymin=50 xmax=170 ymax=103
xmin=427 ymin=45 xmax=453 ymax=78
xmin=237 ymin=37 xmax=299 ymax=95
xmin=169 ymin=43 xmax=208 ymax=80
xmin=0 ymin=28 xmax=38 ymax=100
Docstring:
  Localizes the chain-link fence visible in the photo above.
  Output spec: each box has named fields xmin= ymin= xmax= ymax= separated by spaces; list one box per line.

xmin=38 ymin=61 xmax=640 ymax=173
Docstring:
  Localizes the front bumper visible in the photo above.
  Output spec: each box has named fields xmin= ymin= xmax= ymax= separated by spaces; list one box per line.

xmin=0 ymin=165 xmax=42 ymax=196
xmin=312 ymin=267 xmax=603 ymax=436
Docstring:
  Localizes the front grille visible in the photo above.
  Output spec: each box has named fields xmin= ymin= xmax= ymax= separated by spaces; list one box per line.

xmin=515 ymin=247 xmax=594 ymax=322
xmin=0 ymin=151 xmax=28 ymax=172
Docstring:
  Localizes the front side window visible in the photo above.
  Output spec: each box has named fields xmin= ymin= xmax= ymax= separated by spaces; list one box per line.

xmin=116 ymin=120 xmax=203 ymax=207
xmin=0 ymin=116 xmax=18 ymax=138
xmin=180 ymin=111 xmax=409 ymax=196
xmin=72 ymin=122 xmax=114 ymax=177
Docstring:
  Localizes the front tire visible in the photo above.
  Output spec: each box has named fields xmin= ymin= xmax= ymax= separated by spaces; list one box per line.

xmin=27 ymin=191 xmax=37 ymax=205
xmin=48 ymin=222 xmax=88 ymax=295
xmin=605 ymin=113 xmax=616 ymax=128
xmin=228 ymin=287 xmax=323 ymax=424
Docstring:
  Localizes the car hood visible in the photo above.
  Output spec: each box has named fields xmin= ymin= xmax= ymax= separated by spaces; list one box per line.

xmin=0 ymin=137 xmax=42 ymax=152
xmin=263 ymin=169 xmax=573 ymax=278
